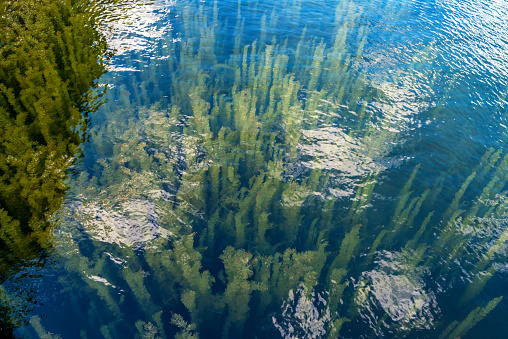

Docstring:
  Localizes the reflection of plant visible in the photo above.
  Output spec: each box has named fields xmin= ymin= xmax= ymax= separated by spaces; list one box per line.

xmin=47 ymin=0 xmax=507 ymax=338
xmin=0 ymin=0 xmax=109 ymax=334
xmin=0 ymin=0 xmax=109 ymax=252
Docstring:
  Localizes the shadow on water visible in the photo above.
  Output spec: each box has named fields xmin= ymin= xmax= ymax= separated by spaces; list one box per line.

xmin=0 ymin=0 xmax=110 ymax=336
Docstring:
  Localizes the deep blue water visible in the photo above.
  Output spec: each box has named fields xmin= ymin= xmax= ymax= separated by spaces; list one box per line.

xmin=7 ymin=0 xmax=508 ymax=338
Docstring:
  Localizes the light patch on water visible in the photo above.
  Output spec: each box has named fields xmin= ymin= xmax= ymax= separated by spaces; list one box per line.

xmin=300 ymin=127 xmax=382 ymax=175
xmin=77 ymin=197 xmax=171 ymax=249
xmin=86 ymin=274 xmax=117 ymax=289
xmin=97 ymin=0 xmax=177 ymax=70
xmin=493 ymin=262 xmax=508 ymax=273
xmin=366 ymin=271 xmax=436 ymax=328
xmin=273 ymin=285 xmax=332 ymax=339
xmin=359 ymin=250 xmax=440 ymax=334
xmin=105 ymin=252 xmax=127 ymax=266
xmin=437 ymin=0 xmax=508 ymax=81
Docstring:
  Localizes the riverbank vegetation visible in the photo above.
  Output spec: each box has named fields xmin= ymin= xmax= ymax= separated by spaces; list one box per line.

xmin=0 ymin=0 xmax=109 ymax=334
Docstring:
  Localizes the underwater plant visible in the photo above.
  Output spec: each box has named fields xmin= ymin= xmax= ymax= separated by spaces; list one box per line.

xmin=13 ymin=0 xmax=507 ymax=338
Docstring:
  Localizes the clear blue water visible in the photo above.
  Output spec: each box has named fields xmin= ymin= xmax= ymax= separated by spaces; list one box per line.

xmin=7 ymin=0 xmax=508 ymax=337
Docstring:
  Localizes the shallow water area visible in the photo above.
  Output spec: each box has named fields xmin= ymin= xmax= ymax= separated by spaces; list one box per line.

xmin=5 ymin=0 xmax=508 ymax=338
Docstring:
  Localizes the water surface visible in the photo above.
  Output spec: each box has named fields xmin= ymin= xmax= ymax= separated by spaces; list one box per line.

xmin=5 ymin=0 xmax=508 ymax=338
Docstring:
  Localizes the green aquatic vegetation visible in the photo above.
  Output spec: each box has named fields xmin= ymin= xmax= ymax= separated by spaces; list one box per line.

xmin=326 ymin=268 xmax=349 ymax=329
xmin=29 ymin=0 xmax=507 ymax=337
xmin=460 ymin=265 xmax=497 ymax=305
xmin=386 ymin=188 xmax=430 ymax=246
xmin=456 ymin=226 xmax=508 ymax=304
xmin=393 ymin=164 xmax=420 ymax=222
xmin=367 ymin=166 xmax=420 ymax=258
xmin=220 ymin=247 xmax=264 ymax=336
xmin=434 ymin=150 xmax=508 ymax=269
xmin=329 ymin=223 xmax=362 ymax=272
xmin=345 ymin=173 xmax=378 ymax=226
xmin=442 ymin=171 xmax=477 ymax=225
xmin=100 ymin=324 xmax=114 ymax=339
xmin=439 ymin=296 xmax=503 ymax=339
xmin=0 ymin=0 xmax=110 ymax=332
xmin=123 ymin=266 xmax=157 ymax=316
xmin=135 ymin=320 xmax=161 ymax=339
xmin=404 ymin=211 xmax=434 ymax=250
xmin=29 ymin=316 xmax=61 ymax=339
xmin=171 ymin=314 xmax=199 ymax=339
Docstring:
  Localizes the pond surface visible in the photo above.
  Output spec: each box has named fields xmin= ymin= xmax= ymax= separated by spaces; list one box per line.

xmin=6 ymin=0 xmax=508 ymax=338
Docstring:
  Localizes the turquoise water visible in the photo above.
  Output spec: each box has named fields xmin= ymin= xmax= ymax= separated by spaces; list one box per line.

xmin=7 ymin=0 xmax=508 ymax=337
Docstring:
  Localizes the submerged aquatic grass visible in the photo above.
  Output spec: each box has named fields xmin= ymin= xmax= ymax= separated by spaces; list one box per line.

xmin=7 ymin=0 xmax=508 ymax=338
